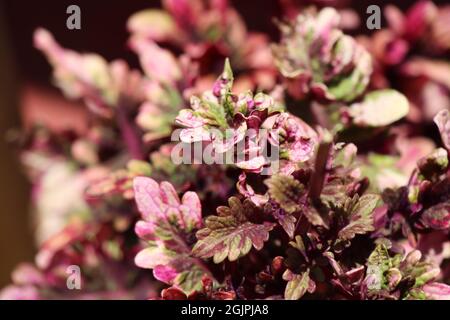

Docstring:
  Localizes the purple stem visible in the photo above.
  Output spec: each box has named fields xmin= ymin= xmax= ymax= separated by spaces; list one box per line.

xmin=117 ymin=105 xmax=144 ymax=160
xmin=308 ymin=133 xmax=333 ymax=200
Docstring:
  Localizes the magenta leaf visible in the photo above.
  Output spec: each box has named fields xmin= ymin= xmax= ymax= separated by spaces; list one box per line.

xmin=434 ymin=109 xmax=450 ymax=150
xmin=423 ymin=282 xmax=450 ymax=300
xmin=130 ymin=37 xmax=181 ymax=85
xmin=273 ymin=8 xmax=372 ymax=102
xmin=133 ymin=177 xmax=204 ymax=293
xmin=420 ymin=201 xmax=450 ymax=230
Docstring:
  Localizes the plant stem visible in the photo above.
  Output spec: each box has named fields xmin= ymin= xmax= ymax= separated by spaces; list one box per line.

xmin=117 ymin=105 xmax=144 ymax=160
xmin=308 ymin=131 xmax=333 ymax=200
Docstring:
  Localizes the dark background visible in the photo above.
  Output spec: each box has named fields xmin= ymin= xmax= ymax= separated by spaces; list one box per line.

xmin=0 ymin=0 xmax=448 ymax=288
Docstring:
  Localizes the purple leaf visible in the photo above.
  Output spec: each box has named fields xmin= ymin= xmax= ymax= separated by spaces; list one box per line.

xmin=420 ymin=201 xmax=450 ymax=230
xmin=133 ymin=177 xmax=204 ymax=292
xmin=423 ymin=282 xmax=450 ymax=300
xmin=130 ymin=38 xmax=181 ymax=84
xmin=434 ymin=109 xmax=450 ymax=150
xmin=192 ymin=197 xmax=275 ymax=263
xmin=273 ymin=8 xmax=372 ymax=102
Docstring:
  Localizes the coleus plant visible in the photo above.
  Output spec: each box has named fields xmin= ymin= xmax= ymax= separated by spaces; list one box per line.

xmin=128 ymin=0 xmax=276 ymax=91
xmin=273 ymin=7 xmax=372 ymax=102
xmin=358 ymin=0 xmax=450 ymax=124
xmin=0 ymin=219 xmax=154 ymax=300
xmin=2 ymin=1 xmax=450 ymax=300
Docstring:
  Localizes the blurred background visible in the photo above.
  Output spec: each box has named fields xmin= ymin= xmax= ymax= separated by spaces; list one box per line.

xmin=0 ymin=0 xmax=448 ymax=288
